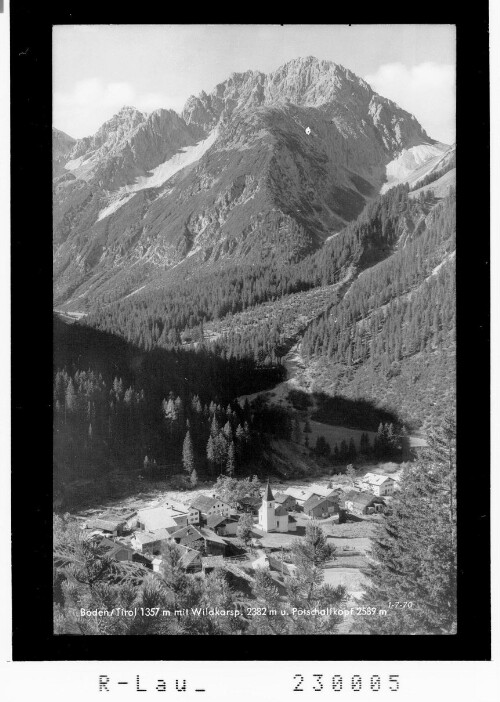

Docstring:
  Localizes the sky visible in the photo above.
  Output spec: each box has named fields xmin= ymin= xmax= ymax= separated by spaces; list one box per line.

xmin=53 ymin=24 xmax=456 ymax=143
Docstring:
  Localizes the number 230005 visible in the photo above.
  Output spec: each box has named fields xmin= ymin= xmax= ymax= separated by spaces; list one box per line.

xmin=293 ymin=674 xmax=400 ymax=693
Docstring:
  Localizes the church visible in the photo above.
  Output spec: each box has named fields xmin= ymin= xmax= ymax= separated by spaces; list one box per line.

xmin=258 ymin=482 xmax=290 ymax=533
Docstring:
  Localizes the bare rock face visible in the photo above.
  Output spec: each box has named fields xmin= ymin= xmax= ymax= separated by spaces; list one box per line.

xmin=63 ymin=106 xmax=203 ymax=190
xmin=52 ymin=128 xmax=77 ymax=176
xmin=53 ymin=56 xmax=439 ymax=309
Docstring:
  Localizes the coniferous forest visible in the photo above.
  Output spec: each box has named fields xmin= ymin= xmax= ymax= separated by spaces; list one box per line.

xmin=54 ymin=316 xmax=290 ymax=502
xmin=54 ymin=184 xmax=456 ymax=502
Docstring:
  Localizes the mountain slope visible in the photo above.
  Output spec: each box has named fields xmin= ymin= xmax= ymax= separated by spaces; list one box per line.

xmin=52 ymin=128 xmax=77 ymax=177
xmin=53 ymin=56 xmax=439 ymax=311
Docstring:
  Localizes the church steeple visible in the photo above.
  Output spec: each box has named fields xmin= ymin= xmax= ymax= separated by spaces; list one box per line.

xmin=264 ymin=481 xmax=274 ymax=502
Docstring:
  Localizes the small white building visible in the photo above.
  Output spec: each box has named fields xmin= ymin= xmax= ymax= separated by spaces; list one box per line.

xmin=360 ymin=473 xmax=395 ymax=497
xmin=258 ymin=483 xmax=289 ymax=533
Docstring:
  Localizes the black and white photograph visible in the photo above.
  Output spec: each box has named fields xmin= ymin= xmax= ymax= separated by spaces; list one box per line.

xmin=49 ymin=24 xmax=462 ymax=638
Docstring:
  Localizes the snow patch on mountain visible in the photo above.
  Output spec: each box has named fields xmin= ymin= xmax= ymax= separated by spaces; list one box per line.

xmin=97 ymin=193 xmax=136 ymax=221
xmin=95 ymin=130 xmax=218 ymax=221
xmin=64 ymin=156 xmax=87 ymax=171
xmin=381 ymin=143 xmax=449 ymax=193
xmin=122 ymin=129 xmax=218 ymax=194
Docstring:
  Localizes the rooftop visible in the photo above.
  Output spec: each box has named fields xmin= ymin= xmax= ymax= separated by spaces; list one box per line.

xmin=202 ymin=556 xmax=225 ymax=568
xmin=274 ymin=493 xmax=293 ymax=503
xmin=170 ymin=525 xmax=204 ymax=542
xmin=207 ymin=514 xmax=237 ymax=528
xmin=178 ymin=545 xmax=202 ymax=568
xmin=283 ymin=487 xmax=308 ymax=501
xmin=303 ymin=495 xmax=334 ymax=512
xmin=136 ymin=506 xmax=184 ymax=531
xmin=160 ymin=499 xmax=190 ymax=514
xmin=350 ymin=491 xmax=385 ymax=506
xmin=88 ymin=517 xmax=124 ymax=531
xmin=362 ymin=473 xmax=395 ymax=485
xmin=263 ymin=482 xmax=274 ymax=502
xmin=190 ymin=495 xmax=229 ymax=512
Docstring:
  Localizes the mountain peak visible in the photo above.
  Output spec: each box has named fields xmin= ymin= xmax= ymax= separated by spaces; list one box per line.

xmin=117 ymin=105 xmax=143 ymax=116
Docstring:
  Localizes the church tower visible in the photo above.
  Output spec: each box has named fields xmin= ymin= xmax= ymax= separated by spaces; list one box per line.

xmin=259 ymin=481 xmax=276 ymax=533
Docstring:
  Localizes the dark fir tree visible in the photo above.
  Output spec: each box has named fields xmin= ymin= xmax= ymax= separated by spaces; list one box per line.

xmin=226 ymin=441 xmax=236 ymax=477
xmin=182 ymin=430 xmax=195 ymax=476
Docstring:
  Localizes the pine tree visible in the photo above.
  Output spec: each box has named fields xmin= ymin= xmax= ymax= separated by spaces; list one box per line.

xmin=210 ymin=415 xmax=220 ymax=438
xmin=65 ymin=378 xmax=77 ymax=414
xmin=190 ymin=469 xmax=198 ymax=488
xmin=182 ymin=430 xmax=194 ymax=476
xmin=222 ymin=421 xmax=233 ymax=441
xmin=226 ymin=441 xmax=236 ymax=476
xmin=345 ymin=464 xmax=356 ymax=485
xmin=206 ymin=436 xmax=215 ymax=474
xmin=214 ymin=432 xmax=228 ymax=474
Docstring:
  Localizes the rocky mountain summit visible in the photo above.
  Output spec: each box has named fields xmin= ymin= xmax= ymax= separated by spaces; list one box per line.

xmin=183 ymin=57 xmax=430 ymax=153
xmin=53 ymin=56 xmax=445 ymax=310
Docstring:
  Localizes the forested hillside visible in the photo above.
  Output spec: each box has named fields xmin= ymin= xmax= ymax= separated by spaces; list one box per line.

xmin=73 ymin=181 xmax=455 ymax=436
xmin=53 ymin=316 xmax=291 ymax=503
xmin=84 ymin=185 xmax=428 ymax=353
xmin=302 ymin=191 xmax=456 ymax=429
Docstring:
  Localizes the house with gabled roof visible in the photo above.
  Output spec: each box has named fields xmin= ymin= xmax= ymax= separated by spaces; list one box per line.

xmin=97 ymin=537 xmax=134 ymax=562
xmin=87 ymin=513 xmax=129 ymax=536
xmin=273 ymin=493 xmax=297 ymax=511
xmin=283 ymin=487 xmax=309 ymax=504
xmin=303 ymin=494 xmax=339 ymax=520
xmin=206 ymin=514 xmax=239 ymax=536
xmin=360 ymin=473 xmax=395 ymax=497
xmin=131 ymin=528 xmax=171 ymax=555
xmin=343 ymin=490 xmax=386 ymax=516
xmin=178 ymin=545 xmax=202 ymax=572
xmin=169 ymin=524 xmax=227 ymax=556
xmin=190 ymin=495 xmax=232 ymax=519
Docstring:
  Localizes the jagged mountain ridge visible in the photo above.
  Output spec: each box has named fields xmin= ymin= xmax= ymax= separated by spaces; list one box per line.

xmin=53 ymin=56 xmax=441 ymax=310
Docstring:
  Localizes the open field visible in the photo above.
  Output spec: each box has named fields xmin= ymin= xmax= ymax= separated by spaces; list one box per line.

xmin=324 ymin=521 xmax=378 ymax=539
xmin=307 ymin=420 xmax=376 ymax=453
xmin=328 ymin=536 xmax=371 ymax=554
xmin=322 ymin=567 xmax=368 ymax=594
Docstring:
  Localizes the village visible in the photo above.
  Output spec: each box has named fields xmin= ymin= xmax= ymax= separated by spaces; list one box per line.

xmin=78 ymin=467 xmax=400 ymax=601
